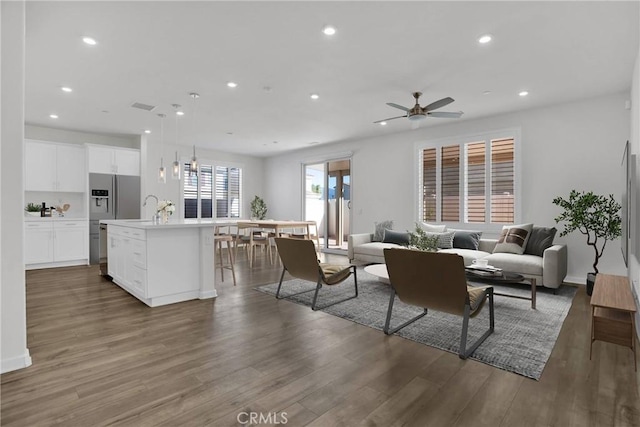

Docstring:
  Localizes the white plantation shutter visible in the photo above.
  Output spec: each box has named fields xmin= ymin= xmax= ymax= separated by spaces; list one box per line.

xmin=418 ymin=132 xmax=517 ymax=225
xmin=183 ymin=163 xmax=242 ymax=219
xmin=200 ymin=165 xmax=213 ymax=218
xmin=491 ymin=138 xmax=515 ymax=223
xmin=441 ymin=145 xmax=460 ymax=222
xmin=422 ymin=148 xmax=437 ymax=222
xmin=465 ymin=142 xmax=486 ymax=223
xmin=215 ymin=166 xmax=242 ymax=218
xmin=183 ymin=163 xmax=198 ymax=218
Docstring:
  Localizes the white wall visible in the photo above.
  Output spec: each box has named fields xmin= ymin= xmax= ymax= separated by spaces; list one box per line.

xmin=629 ymin=47 xmax=640 ymax=337
xmin=1 ymin=0 xmax=32 ymax=374
xmin=25 ymin=125 xmax=139 ymax=149
xmin=264 ymin=92 xmax=630 ymax=284
xmin=141 ymin=137 xmax=264 ymax=220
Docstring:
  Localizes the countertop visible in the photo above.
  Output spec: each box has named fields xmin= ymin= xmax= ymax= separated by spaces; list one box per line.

xmin=100 ymin=218 xmax=237 ymax=230
xmin=25 ymin=216 xmax=88 ymax=222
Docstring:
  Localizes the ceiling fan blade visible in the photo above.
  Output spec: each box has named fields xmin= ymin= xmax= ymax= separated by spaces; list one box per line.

xmin=373 ymin=115 xmax=407 ymax=124
xmin=427 ymin=111 xmax=464 ymax=118
xmin=424 ymin=97 xmax=455 ymax=112
xmin=386 ymin=102 xmax=411 ymax=112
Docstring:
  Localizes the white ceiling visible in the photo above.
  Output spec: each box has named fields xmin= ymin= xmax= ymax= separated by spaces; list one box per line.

xmin=25 ymin=1 xmax=639 ymax=157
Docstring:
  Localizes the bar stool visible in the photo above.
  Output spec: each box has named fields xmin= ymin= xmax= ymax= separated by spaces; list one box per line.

xmin=214 ymin=226 xmax=236 ymax=286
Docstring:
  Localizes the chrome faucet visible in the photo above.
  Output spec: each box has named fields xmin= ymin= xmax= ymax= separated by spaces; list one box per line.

xmin=143 ymin=194 xmax=158 ymax=207
xmin=143 ymin=194 xmax=160 ymax=223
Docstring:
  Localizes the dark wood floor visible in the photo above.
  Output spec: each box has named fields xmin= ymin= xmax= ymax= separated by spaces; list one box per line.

xmin=2 ymin=250 xmax=639 ymax=426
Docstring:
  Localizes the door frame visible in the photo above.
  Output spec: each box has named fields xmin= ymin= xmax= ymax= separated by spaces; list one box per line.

xmin=301 ymin=152 xmax=353 ymax=253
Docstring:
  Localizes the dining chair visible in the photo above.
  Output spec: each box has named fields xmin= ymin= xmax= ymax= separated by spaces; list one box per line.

xmin=235 ymin=222 xmax=272 ymax=267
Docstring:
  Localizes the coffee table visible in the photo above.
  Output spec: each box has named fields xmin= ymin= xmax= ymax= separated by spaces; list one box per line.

xmin=364 ymin=264 xmax=390 ymax=284
xmin=466 ymin=268 xmax=536 ymax=309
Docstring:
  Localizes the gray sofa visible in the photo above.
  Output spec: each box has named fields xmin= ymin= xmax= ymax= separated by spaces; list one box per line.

xmin=348 ymin=233 xmax=567 ymax=289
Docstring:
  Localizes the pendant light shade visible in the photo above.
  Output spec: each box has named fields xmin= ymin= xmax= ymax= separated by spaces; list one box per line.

xmin=157 ymin=113 xmax=166 ymax=183
xmin=171 ymin=151 xmax=181 ymax=180
xmin=190 ymin=145 xmax=198 ymax=175
xmin=158 ymin=160 xmax=166 ymax=183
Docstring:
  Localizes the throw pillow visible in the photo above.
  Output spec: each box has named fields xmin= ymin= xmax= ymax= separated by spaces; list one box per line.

xmin=493 ymin=223 xmax=534 ymax=255
xmin=382 ymin=229 xmax=410 ymax=246
xmin=373 ymin=220 xmax=393 ymax=242
xmin=452 ymin=230 xmax=483 ymax=250
xmin=425 ymin=230 xmax=455 ymax=249
xmin=524 ymin=226 xmax=557 ymax=257
xmin=420 ymin=222 xmax=447 ymax=233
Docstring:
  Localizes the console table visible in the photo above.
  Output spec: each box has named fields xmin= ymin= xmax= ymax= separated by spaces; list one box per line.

xmin=590 ymin=274 xmax=637 ymax=371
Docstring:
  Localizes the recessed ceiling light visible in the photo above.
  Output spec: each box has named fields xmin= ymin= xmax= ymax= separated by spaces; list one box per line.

xmin=144 ymin=130 xmax=151 ymax=134
xmin=49 ymin=114 xmax=58 ymax=119
xmin=227 ymin=82 xmax=238 ymax=88
xmin=310 ymin=93 xmax=319 ymax=100
xmin=82 ymin=36 xmax=97 ymax=45
xmin=322 ymin=25 xmax=336 ymax=36
xmin=61 ymin=86 xmax=73 ymax=93
xmin=379 ymin=121 xmax=387 ymax=126
xmin=519 ymin=91 xmax=529 ymax=97
xmin=478 ymin=34 xmax=492 ymax=44
xmin=176 ymin=111 xmax=185 ymax=116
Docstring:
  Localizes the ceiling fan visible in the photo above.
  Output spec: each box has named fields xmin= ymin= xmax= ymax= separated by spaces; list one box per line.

xmin=374 ymin=92 xmax=463 ymax=124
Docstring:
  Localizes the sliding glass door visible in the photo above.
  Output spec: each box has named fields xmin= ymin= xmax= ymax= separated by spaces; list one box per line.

xmin=304 ymin=158 xmax=351 ymax=251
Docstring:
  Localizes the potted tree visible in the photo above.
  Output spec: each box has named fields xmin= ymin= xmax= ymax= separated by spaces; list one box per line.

xmin=553 ymin=190 xmax=621 ymax=295
xmin=250 ymin=196 xmax=268 ymax=220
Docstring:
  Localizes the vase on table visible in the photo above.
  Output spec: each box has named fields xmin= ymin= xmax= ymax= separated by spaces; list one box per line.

xmin=161 ymin=210 xmax=169 ymax=224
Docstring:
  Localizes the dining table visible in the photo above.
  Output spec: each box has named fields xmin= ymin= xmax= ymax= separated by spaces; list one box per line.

xmin=236 ymin=220 xmax=319 ymax=267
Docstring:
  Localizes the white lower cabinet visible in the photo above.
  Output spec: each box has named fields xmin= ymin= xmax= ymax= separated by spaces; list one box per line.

xmin=108 ymin=226 xmax=147 ymax=298
xmin=24 ymin=223 xmax=54 ymax=264
xmin=25 ymin=220 xmax=88 ymax=268
xmin=54 ymin=222 xmax=87 ymax=261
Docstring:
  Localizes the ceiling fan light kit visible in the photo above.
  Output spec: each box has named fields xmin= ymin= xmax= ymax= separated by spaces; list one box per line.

xmin=375 ymin=91 xmax=463 ymax=124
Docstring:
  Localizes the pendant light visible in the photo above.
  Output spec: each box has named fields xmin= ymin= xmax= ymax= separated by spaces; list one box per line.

xmin=189 ymin=92 xmax=200 ymax=176
xmin=157 ymin=113 xmax=166 ymax=183
xmin=171 ymin=151 xmax=181 ymax=180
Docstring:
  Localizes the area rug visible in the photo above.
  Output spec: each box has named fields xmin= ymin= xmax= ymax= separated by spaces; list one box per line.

xmin=256 ymin=269 xmax=577 ymax=380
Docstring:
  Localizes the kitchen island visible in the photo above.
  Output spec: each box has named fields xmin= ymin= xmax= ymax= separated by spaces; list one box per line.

xmin=101 ymin=219 xmax=236 ymax=307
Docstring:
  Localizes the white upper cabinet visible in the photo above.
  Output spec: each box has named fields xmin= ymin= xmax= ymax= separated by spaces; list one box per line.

xmin=25 ymin=140 xmax=86 ymax=192
xmin=56 ymin=144 xmax=86 ymax=192
xmin=88 ymin=145 xmax=140 ymax=176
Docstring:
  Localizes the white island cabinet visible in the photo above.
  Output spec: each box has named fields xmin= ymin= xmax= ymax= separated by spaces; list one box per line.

xmin=103 ymin=219 xmax=235 ymax=307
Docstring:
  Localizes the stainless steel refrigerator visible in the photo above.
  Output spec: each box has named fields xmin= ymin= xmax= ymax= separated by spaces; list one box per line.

xmin=89 ymin=173 xmax=141 ymax=267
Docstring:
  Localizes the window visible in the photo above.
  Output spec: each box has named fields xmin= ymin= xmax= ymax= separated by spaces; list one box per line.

xmin=183 ymin=162 xmax=242 ymax=219
xmin=418 ymin=131 xmax=518 ymax=225
xmin=215 ymin=166 xmax=241 ymax=218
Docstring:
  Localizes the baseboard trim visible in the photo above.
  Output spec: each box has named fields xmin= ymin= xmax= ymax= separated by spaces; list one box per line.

xmin=564 ymin=275 xmax=586 ymax=285
xmin=1 ymin=349 xmax=32 ymax=374
xmin=199 ymin=290 xmax=217 ymax=299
